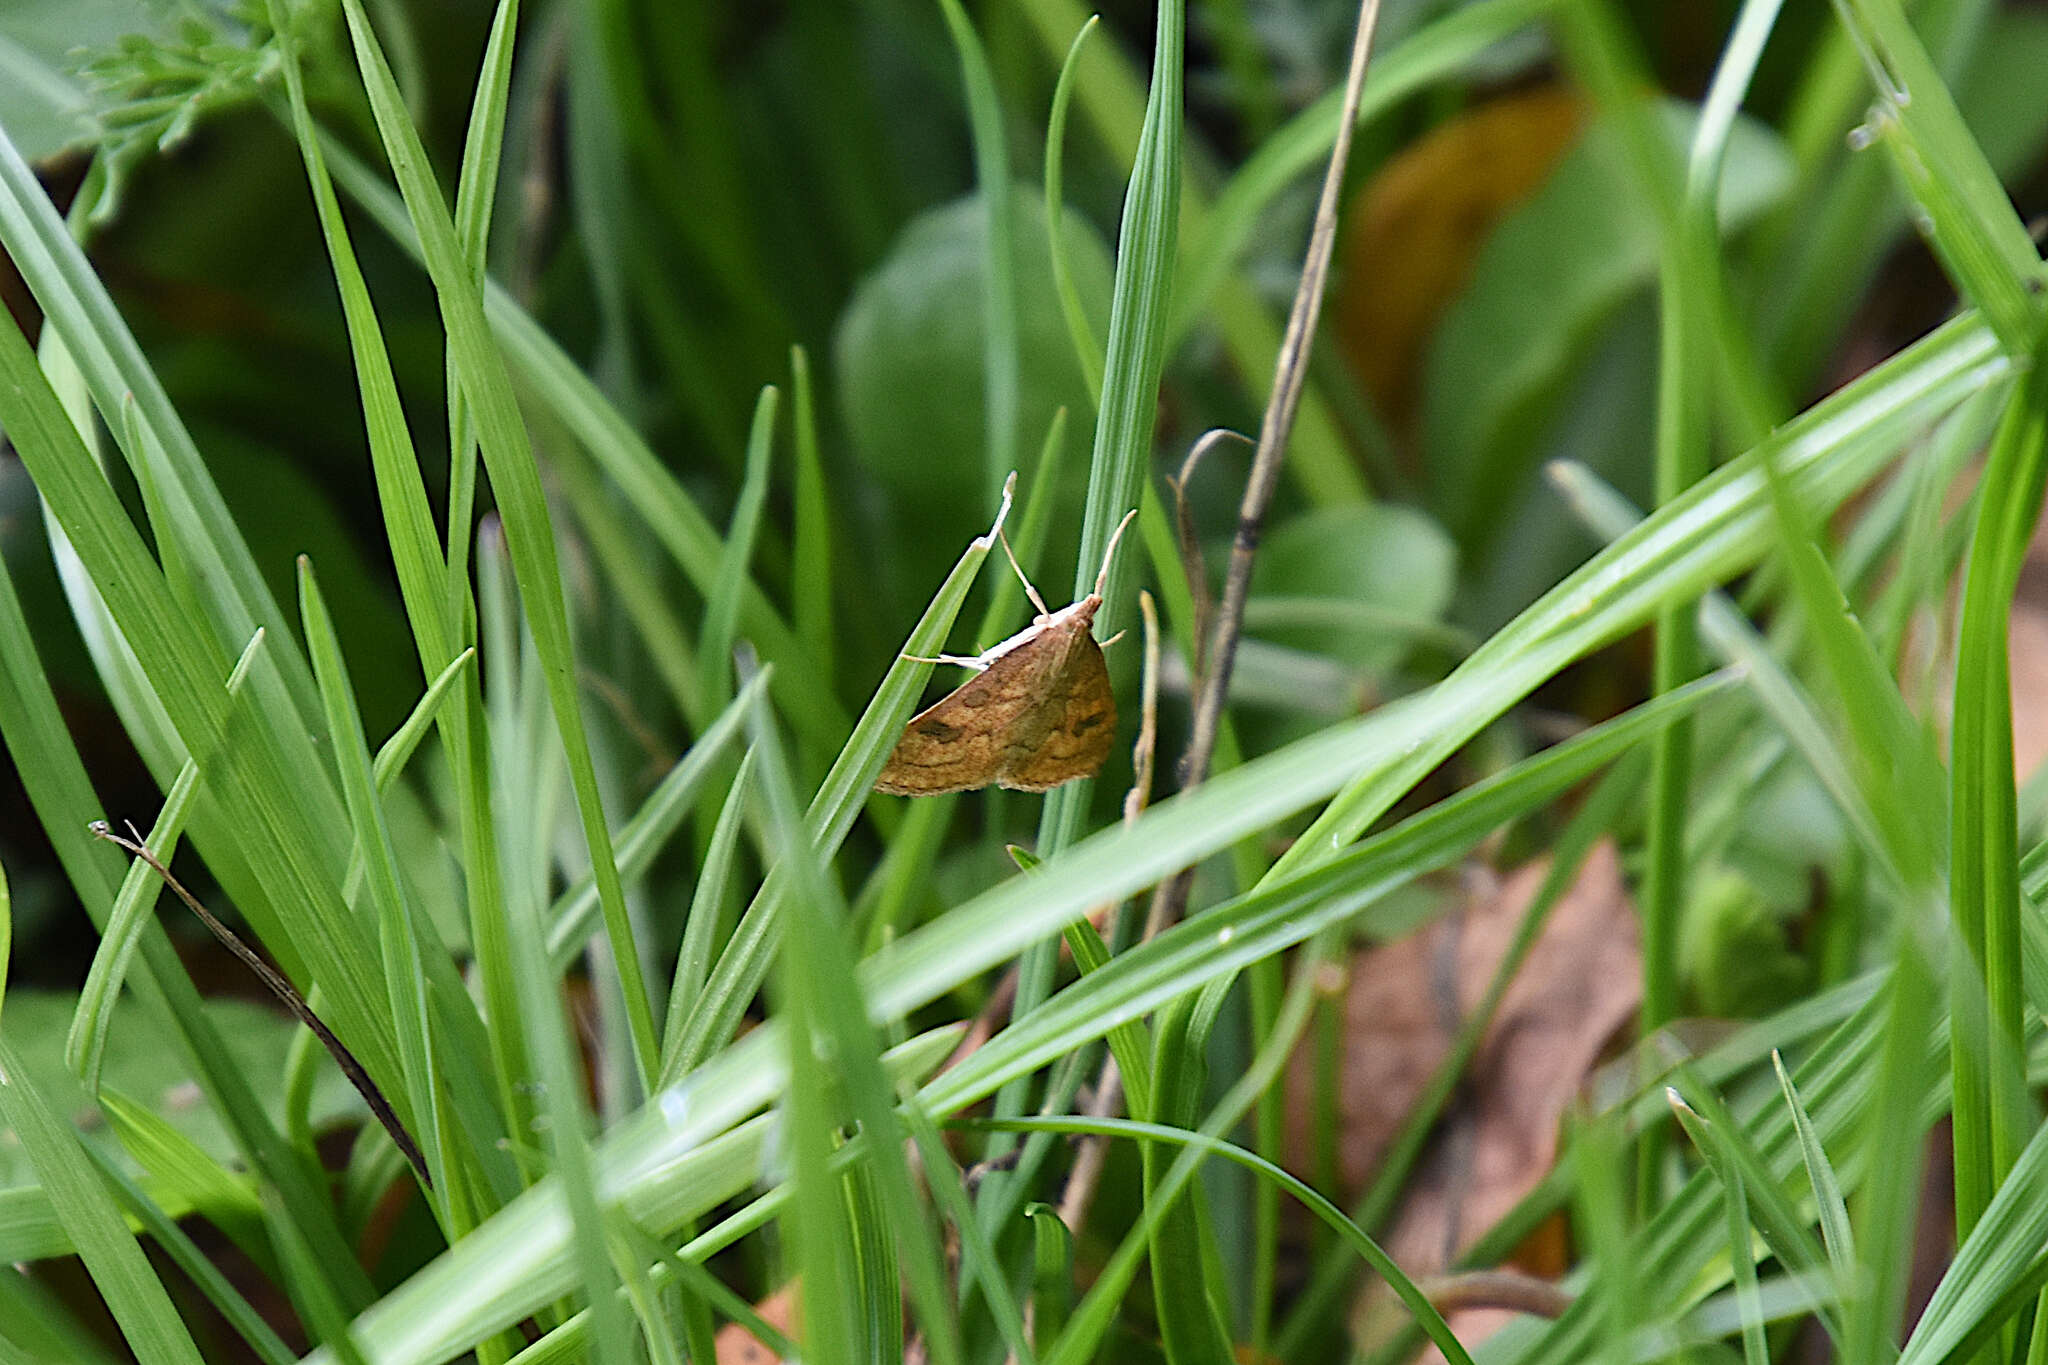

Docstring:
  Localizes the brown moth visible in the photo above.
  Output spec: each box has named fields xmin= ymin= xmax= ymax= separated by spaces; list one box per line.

xmin=876 ymin=508 xmax=1137 ymax=796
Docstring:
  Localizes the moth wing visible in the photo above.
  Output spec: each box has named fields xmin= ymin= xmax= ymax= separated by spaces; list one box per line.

xmin=874 ymin=660 xmax=1038 ymax=796
xmin=997 ymin=634 xmax=1115 ymax=792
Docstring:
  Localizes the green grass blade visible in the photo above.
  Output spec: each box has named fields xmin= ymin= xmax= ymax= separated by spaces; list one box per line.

xmin=1041 ymin=0 xmax=1180 ymax=853
xmin=0 ymin=1037 xmax=204 ymax=1365
xmin=668 ymin=491 xmax=1014 ymax=1073
xmin=1774 ymin=1050 xmax=1858 ymax=1281
xmin=1045 ymin=16 xmax=1104 ymax=404
xmin=661 ymin=752 xmax=754 ymax=1072
xmin=698 ymin=387 xmax=779 ymax=713
xmin=67 ymin=629 xmax=266 ymax=1092
xmin=935 ymin=0 xmax=1020 ymax=506
xmin=442 ymin=0 xmax=519 ymax=621
xmin=789 ymin=346 xmax=835 ymax=691
xmin=335 ymin=0 xmax=660 ymax=1087
xmin=747 ymin=687 xmax=966 ymax=1365
xmin=1946 ymin=324 xmax=2048 ymax=1241
xmin=370 ymin=649 xmax=478 ymax=791
xmin=1027 ymin=1202 xmax=1076 ymax=1345
xmin=299 ymin=559 xmax=443 ymax=1199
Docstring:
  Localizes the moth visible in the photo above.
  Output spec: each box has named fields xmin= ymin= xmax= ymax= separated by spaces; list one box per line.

xmin=875 ymin=508 xmax=1137 ymax=796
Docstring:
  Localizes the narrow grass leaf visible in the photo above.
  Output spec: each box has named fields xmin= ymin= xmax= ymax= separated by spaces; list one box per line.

xmin=669 ymin=490 xmax=1014 ymax=1072
xmin=1950 ymin=321 xmax=2048 ymax=1240
xmin=68 ymin=629 xmax=264 ymax=1091
xmin=1046 ymin=16 xmax=1105 ymax=404
xmin=1774 ymin=1050 xmax=1857 ymax=1280
xmin=0 ymin=1037 xmax=204 ymax=1365
xmin=661 ymin=752 xmax=754 ymax=1080
xmin=300 ymin=559 xmax=442 ymax=1198
xmin=442 ymin=0 xmax=519 ymax=618
xmin=747 ymin=691 xmax=965 ymax=1365
xmin=335 ymin=0 xmax=661 ymax=1086
xmin=698 ymin=387 xmax=779 ymax=713
xmin=1027 ymin=1202 xmax=1076 ymax=1345
xmin=790 ymin=346 xmax=835 ymax=688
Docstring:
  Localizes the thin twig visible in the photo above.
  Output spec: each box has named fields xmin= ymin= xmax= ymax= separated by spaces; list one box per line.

xmin=1150 ymin=0 xmax=1385 ymax=933
xmin=1166 ymin=430 xmax=1253 ymax=669
xmin=1418 ymin=1270 xmax=1573 ymax=1320
xmin=89 ymin=821 xmax=433 ymax=1190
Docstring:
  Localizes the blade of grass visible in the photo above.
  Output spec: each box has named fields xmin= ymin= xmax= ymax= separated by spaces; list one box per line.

xmin=1946 ymin=315 xmax=2048 ymax=1284
xmin=1773 ymin=1051 xmax=1858 ymax=1283
xmin=662 ymin=751 xmax=754 ymax=1063
xmin=698 ymin=387 xmax=778 ymax=714
xmin=790 ymin=346 xmax=835 ymax=693
xmin=67 ymin=629 xmax=264 ymax=1092
xmin=1046 ymin=16 xmax=1104 ymax=405
xmin=666 ymin=485 xmax=1016 ymax=1076
xmin=0 ymin=1037 xmax=204 ymax=1365
xmin=336 ymin=0 xmax=661 ymax=1087
xmin=935 ymin=0 xmax=1021 ymax=508
xmin=746 ymin=679 xmax=966 ymax=1365
xmin=300 ymin=558 xmax=444 ymax=1199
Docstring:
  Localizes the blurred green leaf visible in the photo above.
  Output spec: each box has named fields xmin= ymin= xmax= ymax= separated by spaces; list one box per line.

xmin=1424 ymin=101 xmax=1793 ymax=546
xmin=0 ymin=990 xmax=362 ymax=1190
xmin=1246 ymin=503 xmax=1457 ymax=675
xmin=835 ymin=188 xmax=1114 ymax=606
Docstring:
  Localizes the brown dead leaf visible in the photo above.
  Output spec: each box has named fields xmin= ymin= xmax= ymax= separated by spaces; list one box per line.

xmin=715 ymin=1284 xmax=796 ymax=1364
xmin=1332 ymin=87 xmax=1583 ymax=441
xmin=1288 ymin=841 xmax=1639 ymax=1360
xmin=2006 ymin=518 xmax=2048 ymax=779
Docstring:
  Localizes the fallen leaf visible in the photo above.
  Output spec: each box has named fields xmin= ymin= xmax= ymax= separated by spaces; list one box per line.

xmin=1332 ymin=87 xmax=1583 ymax=440
xmin=715 ymin=1284 xmax=796 ymax=1364
xmin=1289 ymin=841 xmax=1639 ymax=1359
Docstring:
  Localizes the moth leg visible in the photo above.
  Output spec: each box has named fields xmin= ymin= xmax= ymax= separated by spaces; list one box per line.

xmin=1097 ymin=629 xmax=1127 ymax=650
xmin=901 ymin=651 xmax=994 ymax=672
xmin=996 ymin=524 xmax=1053 ymax=619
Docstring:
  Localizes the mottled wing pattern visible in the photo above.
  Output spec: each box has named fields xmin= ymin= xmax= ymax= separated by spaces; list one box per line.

xmin=997 ymin=632 xmax=1114 ymax=791
xmin=873 ymin=607 xmax=1115 ymax=796
xmin=874 ymin=653 xmax=1041 ymax=795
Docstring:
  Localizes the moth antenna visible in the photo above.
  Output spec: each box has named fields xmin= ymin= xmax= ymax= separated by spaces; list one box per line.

xmin=902 ymin=651 xmax=993 ymax=672
xmin=1098 ymin=628 xmax=1127 ymax=649
xmin=1093 ymin=508 xmax=1140 ymax=597
xmin=997 ymin=524 xmax=1052 ymax=618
